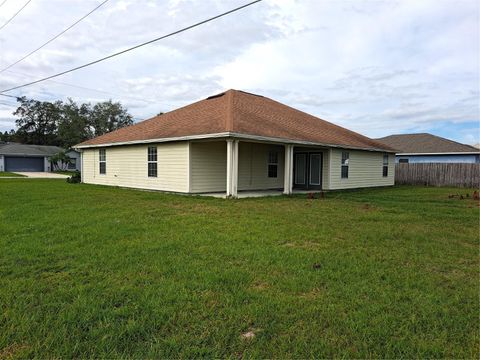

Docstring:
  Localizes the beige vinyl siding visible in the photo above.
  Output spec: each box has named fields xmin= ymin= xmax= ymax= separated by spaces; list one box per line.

xmin=82 ymin=142 xmax=189 ymax=192
xmin=190 ymin=141 xmax=227 ymax=193
xmin=190 ymin=141 xmax=286 ymax=193
xmin=328 ymin=149 xmax=395 ymax=189
xmin=238 ymin=142 xmax=284 ymax=191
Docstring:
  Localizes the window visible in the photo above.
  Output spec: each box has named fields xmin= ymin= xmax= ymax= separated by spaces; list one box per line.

xmin=399 ymin=158 xmax=409 ymax=164
xmin=68 ymin=158 xmax=76 ymax=170
xmin=383 ymin=154 xmax=389 ymax=177
xmin=99 ymin=149 xmax=106 ymax=174
xmin=341 ymin=151 xmax=349 ymax=179
xmin=268 ymin=151 xmax=278 ymax=178
xmin=148 ymin=146 xmax=157 ymax=177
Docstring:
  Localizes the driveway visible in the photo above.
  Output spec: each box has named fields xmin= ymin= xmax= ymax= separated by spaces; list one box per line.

xmin=14 ymin=172 xmax=70 ymax=179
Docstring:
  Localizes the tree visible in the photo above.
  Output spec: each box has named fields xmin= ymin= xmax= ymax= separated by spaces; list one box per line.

xmin=9 ymin=97 xmax=134 ymax=148
xmin=48 ymin=150 xmax=72 ymax=171
xmin=13 ymin=97 xmax=62 ymax=145
xmin=0 ymin=130 xmax=16 ymax=142
xmin=88 ymin=100 xmax=133 ymax=137
xmin=57 ymin=99 xmax=91 ymax=148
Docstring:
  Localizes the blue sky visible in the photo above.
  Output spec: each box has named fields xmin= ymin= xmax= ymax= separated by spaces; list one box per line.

xmin=0 ymin=0 xmax=478 ymax=145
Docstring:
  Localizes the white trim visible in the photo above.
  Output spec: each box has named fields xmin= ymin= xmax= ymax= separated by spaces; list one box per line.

xmin=283 ymin=145 xmax=293 ymax=194
xmin=187 ymin=142 xmax=192 ymax=193
xmin=99 ymin=148 xmax=106 ymax=175
xmin=75 ymin=133 xmax=231 ymax=149
xmin=396 ymin=152 xmax=480 ymax=155
xmin=74 ymin=131 xmax=394 ymax=153
xmin=80 ymin=151 xmax=84 ymax=183
xmin=226 ymin=139 xmax=238 ymax=198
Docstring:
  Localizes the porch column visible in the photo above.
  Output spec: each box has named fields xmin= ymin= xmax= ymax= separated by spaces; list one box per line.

xmin=226 ymin=139 xmax=239 ymax=198
xmin=284 ymin=144 xmax=294 ymax=194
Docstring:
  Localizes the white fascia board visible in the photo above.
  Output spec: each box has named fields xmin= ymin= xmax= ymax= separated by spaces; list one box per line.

xmin=74 ymin=132 xmax=232 ymax=149
xmin=74 ymin=131 xmax=395 ymax=153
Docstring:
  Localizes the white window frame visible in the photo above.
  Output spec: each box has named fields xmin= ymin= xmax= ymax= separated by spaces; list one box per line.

xmin=147 ymin=146 xmax=157 ymax=178
xmin=267 ymin=151 xmax=278 ymax=178
xmin=341 ymin=151 xmax=349 ymax=179
xmin=99 ymin=149 xmax=106 ymax=175
xmin=383 ymin=154 xmax=389 ymax=177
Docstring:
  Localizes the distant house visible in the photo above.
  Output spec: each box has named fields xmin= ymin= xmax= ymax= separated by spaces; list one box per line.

xmin=74 ymin=89 xmax=395 ymax=197
xmin=0 ymin=143 xmax=81 ymax=172
xmin=376 ymin=133 xmax=480 ymax=164
xmin=66 ymin=149 xmax=81 ymax=172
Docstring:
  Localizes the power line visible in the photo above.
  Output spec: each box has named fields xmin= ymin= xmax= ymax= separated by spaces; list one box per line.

xmin=0 ymin=70 xmax=176 ymax=106
xmin=0 ymin=0 xmax=32 ymax=32
xmin=0 ymin=1 xmax=8 ymax=9
xmin=0 ymin=0 xmax=263 ymax=94
xmin=0 ymin=0 xmax=110 ymax=74
xmin=0 ymin=93 xmax=17 ymax=99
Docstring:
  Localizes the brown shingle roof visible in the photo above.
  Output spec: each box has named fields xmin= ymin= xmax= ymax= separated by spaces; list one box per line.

xmin=376 ymin=133 xmax=479 ymax=154
xmin=76 ymin=89 xmax=393 ymax=151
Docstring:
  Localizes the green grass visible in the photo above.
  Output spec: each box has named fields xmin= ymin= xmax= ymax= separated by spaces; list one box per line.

xmin=0 ymin=180 xmax=478 ymax=358
xmin=0 ymin=172 xmax=26 ymax=177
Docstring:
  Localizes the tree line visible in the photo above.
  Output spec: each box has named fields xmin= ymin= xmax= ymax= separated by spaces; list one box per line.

xmin=0 ymin=97 xmax=134 ymax=148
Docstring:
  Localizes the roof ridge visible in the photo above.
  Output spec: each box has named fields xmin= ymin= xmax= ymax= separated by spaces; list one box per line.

xmin=379 ymin=133 xmax=477 ymax=150
xmin=75 ymin=89 xmax=394 ymax=151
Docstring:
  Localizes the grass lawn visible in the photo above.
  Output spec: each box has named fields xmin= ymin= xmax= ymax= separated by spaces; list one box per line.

xmin=0 ymin=180 xmax=478 ymax=358
xmin=0 ymin=172 xmax=26 ymax=177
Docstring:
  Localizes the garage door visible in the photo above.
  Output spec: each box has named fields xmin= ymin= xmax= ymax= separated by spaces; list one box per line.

xmin=5 ymin=156 xmax=44 ymax=172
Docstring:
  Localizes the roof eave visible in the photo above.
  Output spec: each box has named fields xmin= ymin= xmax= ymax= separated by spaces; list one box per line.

xmin=74 ymin=132 xmax=395 ymax=153
xmin=397 ymin=152 xmax=480 ymax=156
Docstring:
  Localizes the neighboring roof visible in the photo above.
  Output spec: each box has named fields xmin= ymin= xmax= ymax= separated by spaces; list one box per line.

xmin=0 ymin=142 xmax=63 ymax=156
xmin=76 ymin=89 xmax=393 ymax=152
xmin=375 ymin=133 xmax=480 ymax=154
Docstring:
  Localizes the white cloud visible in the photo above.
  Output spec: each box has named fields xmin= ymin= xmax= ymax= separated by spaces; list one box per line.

xmin=0 ymin=0 xmax=478 ymax=144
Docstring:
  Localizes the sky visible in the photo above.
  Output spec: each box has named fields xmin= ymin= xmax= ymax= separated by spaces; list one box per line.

xmin=0 ymin=0 xmax=478 ymax=145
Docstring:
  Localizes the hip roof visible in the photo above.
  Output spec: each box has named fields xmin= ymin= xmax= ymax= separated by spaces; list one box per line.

xmin=76 ymin=89 xmax=394 ymax=152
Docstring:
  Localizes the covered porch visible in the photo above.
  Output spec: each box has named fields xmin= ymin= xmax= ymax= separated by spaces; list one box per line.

xmin=189 ymin=139 xmax=330 ymax=198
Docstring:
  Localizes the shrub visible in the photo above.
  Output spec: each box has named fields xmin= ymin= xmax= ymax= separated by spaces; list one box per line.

xmin=66 ymin=171 xmax=81 ymax=184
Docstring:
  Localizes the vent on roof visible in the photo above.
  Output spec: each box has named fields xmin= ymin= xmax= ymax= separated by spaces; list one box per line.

xmin=206 ymin=92 xmax=225 ymax=100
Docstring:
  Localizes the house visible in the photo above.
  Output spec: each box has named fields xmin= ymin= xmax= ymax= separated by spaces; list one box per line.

xmin=0 ymin=142 xmax=81 ymax=172
xmin=0 ymin=142 xmax=63 ymax=172
xmin=66 ymin=149 xmax=81 ymax=172
xmin=74 ymin=90 xmax=395 ymax=197
xmin=376 ymin=133 xmax=480 ymax=164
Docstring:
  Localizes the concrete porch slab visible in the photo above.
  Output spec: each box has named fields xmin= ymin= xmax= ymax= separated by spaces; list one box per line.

xmin=199 ymin=189 xmax=326 ymax=199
